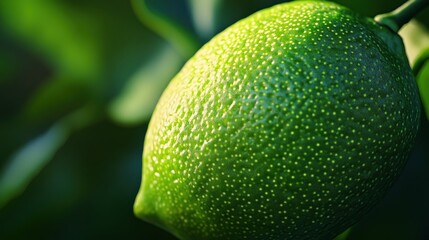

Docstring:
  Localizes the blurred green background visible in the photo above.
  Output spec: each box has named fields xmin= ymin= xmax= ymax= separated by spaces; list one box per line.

xmin=0 ymin=0 xmax=428 ymax=239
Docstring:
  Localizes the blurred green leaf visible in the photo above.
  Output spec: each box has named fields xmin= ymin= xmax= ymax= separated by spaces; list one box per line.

xmin=131 ymin=0 xmax=200 ymax=58
xmin=0 ymin=0 xmax=102 ymax=82
xmin=334 ymin=0 xmax=399 ymax=16
xmin=334 ymin=228 xmax=352 ymax=240
xmin=399 ymin=20 xmax=429 ymax=65
xmin=188 ymin=0 xmax=222 ymax=40
xmin=0 ymin=0 xmax=165 ymax=101
xmin=0 ymin=50 xmax=18 ymax=84
xmin=108 ymin=44 xmax=183 ymax=125
xmin=0 ymin=0 xmax=165 ymax=208
xmin=0 ymin=122 xmax=68 ymax=209
xmin=0 ymin=0 xmax=167 ymax=127
xmin=23 ymin=76 xmax=91 ymax=123
xmin=413 ymin=47 xmax=429 ymax=75
xmin=399 ymin=20 xmax=429 ymax=120
xmin=416 ymin=60 xmax=429 ymax=120
xmin=0 ymin=105 xmax=99 ymax=209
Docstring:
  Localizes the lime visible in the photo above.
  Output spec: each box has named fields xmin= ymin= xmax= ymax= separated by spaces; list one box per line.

xmin=134 ymin=1 xmax=421 ymax=239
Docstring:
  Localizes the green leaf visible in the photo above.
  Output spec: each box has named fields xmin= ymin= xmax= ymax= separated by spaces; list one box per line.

xmin=0 ymin=46 xmax=18 ymax=84
xmin=416 ymin=60 xmax=429 ymax=120
xmin=0 ymin=0 xmax=102 ymax=82
xmin=399 ymin=20 xmax=429 ymax=120
xmin=0 ymin=123 xmax=68 ymax=209
xmin=22 ymin=76 xmax=90 ymax=123
xmin=333 ymin=228 xmax=352 ymax=240
xmin=0 ymin=0 xmax=168 ymax=125
xmin=131 ymin=0 xmax=200 ymax=58
xmin=399 ymin=20 xmax=429 ymax=65
xmin=187 ymin=0 xmax=222 ymax=40
xmin=0 ymin=105 xmax=99 ymax=209
xmin=108 ymin=44 xmax=183 ymax=125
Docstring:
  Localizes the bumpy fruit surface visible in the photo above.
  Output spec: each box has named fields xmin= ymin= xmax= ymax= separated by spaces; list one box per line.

xmin=134 ymin=1 xmax=421 ymax=239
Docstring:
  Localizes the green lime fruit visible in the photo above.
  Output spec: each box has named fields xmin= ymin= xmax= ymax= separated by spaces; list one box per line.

xmin=134 ymin=1 xmax=421 ymax=239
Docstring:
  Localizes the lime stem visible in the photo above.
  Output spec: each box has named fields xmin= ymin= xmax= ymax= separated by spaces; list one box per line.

xmin=375 ymin=0 xmax=429 ymax=32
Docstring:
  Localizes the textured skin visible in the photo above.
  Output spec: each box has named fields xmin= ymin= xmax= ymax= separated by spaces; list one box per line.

xmin=134 ymin=1 xmax=421 ymax=240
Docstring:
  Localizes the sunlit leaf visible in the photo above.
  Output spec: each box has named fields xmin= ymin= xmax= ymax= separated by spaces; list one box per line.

xmin=0 ymin=105 xmax=99 ymax=209
xmin=108 ymin=44 xmax=183 ymax=125
xmin=399 ymin=20 xmax=429 ymax=120
xmin=399 ymin=20 xmax=429 ymax=65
